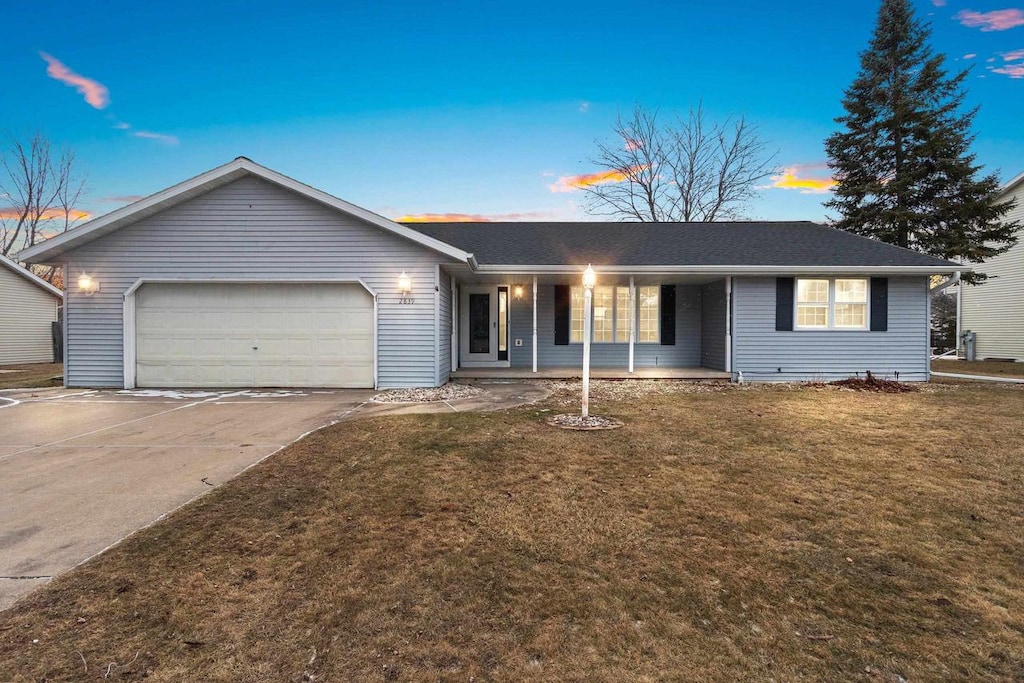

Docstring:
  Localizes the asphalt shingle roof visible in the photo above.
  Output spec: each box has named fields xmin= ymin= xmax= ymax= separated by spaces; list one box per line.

xmin=406 ymin=221 xmax=957 ymax=268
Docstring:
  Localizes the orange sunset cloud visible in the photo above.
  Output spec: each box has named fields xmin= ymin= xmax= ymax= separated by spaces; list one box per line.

xmin=0 ymin=207 xmax=91 ymax=221
xmin=770 ymin=167 xmax=837 ymax=194
xmin=39 ymin=52 xmax=109 ymax=109
xmin=398 ymin=211 xmax=554 ymax=223
xmin=548 ymin=166 xmax=645 ymax=193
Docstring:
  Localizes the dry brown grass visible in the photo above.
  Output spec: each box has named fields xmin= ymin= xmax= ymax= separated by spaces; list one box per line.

xmin=933 ymin=360 xmax=1024 ymax=379
xmin=0 ymin=362 xmax=63 ymax=390
xmin=2 ymin=383 xmax=1023 ymax=681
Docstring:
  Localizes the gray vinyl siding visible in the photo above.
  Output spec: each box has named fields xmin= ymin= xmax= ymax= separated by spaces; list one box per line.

xmin=509 ymin=283 xmax=702 ymax=369
xmin=732 ymin=276 xmax=929 ymax=382
xmin=437 ymin=270 xmax=452 ymax=384
xmin=59 ymin=176 xmax=452 ymax=388
xmin=961 ymin=183 xmax=1024 ymax=361
xmin=0 ymin=267 xmax=59 ymax=365
xmin=700 ymin=280 xmax=727 ymax=371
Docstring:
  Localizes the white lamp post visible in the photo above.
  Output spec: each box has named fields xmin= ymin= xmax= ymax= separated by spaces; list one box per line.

xmin=582 ymin=264 xmax=596 ymax=419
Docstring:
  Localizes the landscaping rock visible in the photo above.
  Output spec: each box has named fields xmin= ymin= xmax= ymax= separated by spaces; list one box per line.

xmin=373 ymin=383 xmax=485 ymax=403
xmin=547 ymin=413 xmax=624 ymax=430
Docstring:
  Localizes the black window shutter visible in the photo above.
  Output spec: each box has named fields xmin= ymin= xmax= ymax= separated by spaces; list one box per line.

xmin=554 ymin=285 xmax=570 ymax=345
xmin=870 ymin=278 xmax=888 ymax=331
xmin=660 ymin=285 xmax=676 ymax=345
xmin=776 ymin=278 xmax=795 ymax=331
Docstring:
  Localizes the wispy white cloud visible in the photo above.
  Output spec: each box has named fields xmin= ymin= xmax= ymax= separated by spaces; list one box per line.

xmin=131 ymin=130 xmax=179 ymax=145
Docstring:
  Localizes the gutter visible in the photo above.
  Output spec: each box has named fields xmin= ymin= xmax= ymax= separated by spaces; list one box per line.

xmin=472 ymin=264 xmax=963 ymax=276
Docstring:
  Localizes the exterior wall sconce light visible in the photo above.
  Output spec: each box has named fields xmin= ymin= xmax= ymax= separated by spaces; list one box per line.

xmin=398 ymin=271 xmax=412 ymax=294
xmin=78 ymin=274 xmax=100 ymax=295
xmin=513 ymin=284 xmax=525 ymax=300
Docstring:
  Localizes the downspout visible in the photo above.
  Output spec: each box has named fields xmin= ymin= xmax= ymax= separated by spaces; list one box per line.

xmin=930 ymin=271 xmax=961 ymax=357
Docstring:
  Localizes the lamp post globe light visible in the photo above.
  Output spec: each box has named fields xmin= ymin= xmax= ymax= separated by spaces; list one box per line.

xmin=582 ymin=264 xmax=596 ymax=419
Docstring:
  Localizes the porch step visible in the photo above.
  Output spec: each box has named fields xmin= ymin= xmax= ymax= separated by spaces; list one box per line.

xmin=449 ymin=367 xmax=732 ymax=381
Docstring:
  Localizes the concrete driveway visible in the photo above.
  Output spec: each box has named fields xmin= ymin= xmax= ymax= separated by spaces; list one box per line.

xmin=0 ymin=387 xmax=373 ymax=610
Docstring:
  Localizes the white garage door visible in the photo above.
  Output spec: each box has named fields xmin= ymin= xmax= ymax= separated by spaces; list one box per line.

xmin=135 ymin=283 xmax=374 ymax=388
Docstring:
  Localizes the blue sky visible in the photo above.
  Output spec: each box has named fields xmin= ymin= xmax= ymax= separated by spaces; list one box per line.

xmin=4 ymin=0 xmax=1023 ymax=223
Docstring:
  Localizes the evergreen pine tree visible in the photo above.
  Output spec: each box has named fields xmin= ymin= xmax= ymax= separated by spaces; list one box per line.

xmin=825 ymin=0 xmax=1018 ymax=282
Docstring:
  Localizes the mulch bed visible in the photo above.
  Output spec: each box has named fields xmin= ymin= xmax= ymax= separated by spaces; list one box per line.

xmin=831 ymin=372 xmax=919 ymax=393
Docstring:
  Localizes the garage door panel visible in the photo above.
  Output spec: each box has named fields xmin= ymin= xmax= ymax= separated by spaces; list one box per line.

xmin=136 ymin=283 xmax=374 ymax=388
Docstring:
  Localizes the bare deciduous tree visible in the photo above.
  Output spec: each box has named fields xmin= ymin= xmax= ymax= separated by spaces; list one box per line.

xmin=1 ymin=132 xmax=86 ymax=283
xmin=583 ymin=105 xmax=776 ymax=222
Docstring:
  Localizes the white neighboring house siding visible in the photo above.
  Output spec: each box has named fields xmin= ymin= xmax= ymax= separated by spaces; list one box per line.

xmin=732 ymin=276 xmax=930 ymax=382
xmin=0 ymin=265 xmax=60 ymax=364
xmin=59 ymin=175 xmax=455 ymax=388
xmin=961 ymin=180 xmax=1024 ymax=361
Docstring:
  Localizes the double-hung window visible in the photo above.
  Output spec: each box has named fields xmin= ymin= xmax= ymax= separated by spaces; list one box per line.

xmin=795 ymin=278 xmax=868 ymax=330
xmin=570 ymin=285 xmax=660 ymax=343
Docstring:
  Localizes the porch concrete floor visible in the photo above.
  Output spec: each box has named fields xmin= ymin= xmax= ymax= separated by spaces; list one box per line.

xmin=451 ymin=367 xmax=732 ymax=380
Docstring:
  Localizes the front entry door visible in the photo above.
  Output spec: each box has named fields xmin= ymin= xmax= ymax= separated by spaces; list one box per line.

xmin=460 ymin=286 xmax=507 ymax=366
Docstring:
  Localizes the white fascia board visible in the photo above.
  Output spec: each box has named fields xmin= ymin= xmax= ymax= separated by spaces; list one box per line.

xmin=998 ymin=169 xmax=1024 ymax=198
xmin=0 ymin=253 xmax=64 ymax=299
xmin=19 ymin=157 xmax=475 ymax=266
xmin=473 ymin=264 xmax=966 ymax=275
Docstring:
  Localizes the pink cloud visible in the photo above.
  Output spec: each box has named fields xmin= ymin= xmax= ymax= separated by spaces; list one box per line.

xmin=956 ymin=8 xmax=1024 ymax=31
xmin=964 ymin=53 xmax=978 ymax=59
xmin=933 ymin=0 xmax=947 ymax=5
xmin=39 ymin=52 xmax=109 ymax=109
xmin=131 ymin=130 xmax=179 ymax=145
xmin=1003 ymin=48 xmax=1024 ymax=60
xmin=993 ymin=63 xmax=1024 ymax=77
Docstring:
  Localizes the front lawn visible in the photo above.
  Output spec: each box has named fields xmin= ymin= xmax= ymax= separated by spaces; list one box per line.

xmin=0 ymin=362 xmax=63 ymax=390
xmin=2 ymin=383 xmax=1023 ymax=681
xmin=933 ymin=359 xmax=1024 ymax=379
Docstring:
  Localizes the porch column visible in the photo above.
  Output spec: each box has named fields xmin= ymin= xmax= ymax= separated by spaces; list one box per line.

xmin=725 ymin=276 xmax=733 ymax=374
xmin=532 ymin=276 xmax=538 ymax=373
xmin=628 ymin=276 xmax=635 ymax=374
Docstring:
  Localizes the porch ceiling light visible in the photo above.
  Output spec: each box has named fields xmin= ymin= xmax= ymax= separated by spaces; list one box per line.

xmin=582 ymin=264 xmax=596 ymax=290
xmin=78 ymin=274 xmax=100 ymax=295
xmin=398 ymin=271 xmax=412 ymax=294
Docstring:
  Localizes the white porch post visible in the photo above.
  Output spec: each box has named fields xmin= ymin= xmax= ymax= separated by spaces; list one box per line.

xmin=628 ymin=276 xmax=635 ymax=374
xmin=724 ymin=276 xmax=733 ymax=375
xmin=532 ymin=276 xmax=538 ymax=373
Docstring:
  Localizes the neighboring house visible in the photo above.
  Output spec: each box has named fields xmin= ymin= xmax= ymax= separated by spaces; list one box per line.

xmin=0 ymin=253 xmax=63 ymax=365
xmin=19 ymin=158 xmax=958 ymax=389
xmin=960 ymin=170 xmax=1024 ymax=362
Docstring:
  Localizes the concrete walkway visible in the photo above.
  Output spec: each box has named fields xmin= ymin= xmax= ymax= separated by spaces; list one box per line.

xmin=0 ymin=381 xmax=548 ymax=611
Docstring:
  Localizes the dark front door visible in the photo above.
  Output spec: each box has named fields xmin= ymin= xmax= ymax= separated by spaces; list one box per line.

xmin=469 ymin=293 xmax=490 ymax=354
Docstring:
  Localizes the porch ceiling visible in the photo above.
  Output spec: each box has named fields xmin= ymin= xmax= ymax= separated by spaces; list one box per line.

xmin=442 ymin=264 xmax=723 ymax=286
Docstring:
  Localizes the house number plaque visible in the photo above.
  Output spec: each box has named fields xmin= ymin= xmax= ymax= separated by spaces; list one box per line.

xmin=399 ymin=297 xmax=416 ymax=304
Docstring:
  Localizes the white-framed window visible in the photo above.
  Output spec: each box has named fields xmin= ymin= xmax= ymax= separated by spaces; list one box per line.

xmin=795 ymin=278 xmax=868 ymax=330
xmin=570 ymin=285 xmax=660 ymax=343
xmin=637 ymin=286 xmax=660 ymax=343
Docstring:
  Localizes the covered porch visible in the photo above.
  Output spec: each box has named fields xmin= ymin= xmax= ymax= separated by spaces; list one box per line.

xmin=451 ymin=367 xmax=731 ymax=380
xmin=441 ymin=266 xmax=735 ymax=381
